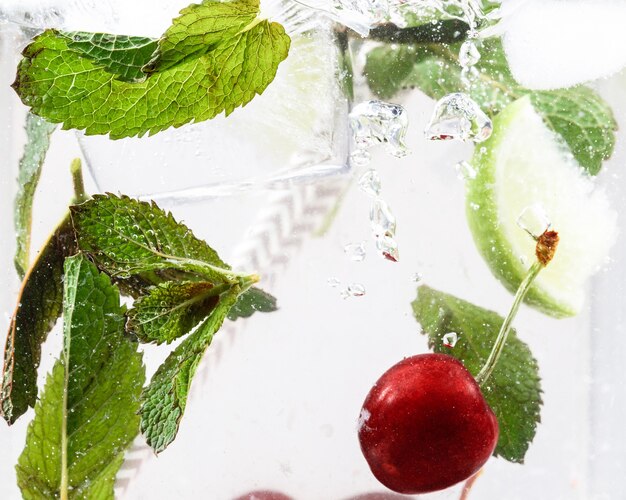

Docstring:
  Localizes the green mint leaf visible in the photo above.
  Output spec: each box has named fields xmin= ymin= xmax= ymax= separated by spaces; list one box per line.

xmin=127 ymin=281 xmax=222 ymax=345
xmin=1 ymin=216 xmax=75 ymax=424
xmin=528 ymin=89 xmax=616 ymax=176
xmin=70 ymin=194 xmax=231 ymax=282
xmin=14 ymin=113 xmax=57 ymax=279
xmin=140 ymin=286 xmax=240 ymax=453
xmin=61 ymin=31 xmax=158 ymax=82
xmin=365 ymin=38 xmax=616 ymax=174
xmin=227 ymin=286 xmax=278 ymax=320
xmin=143 ymin=0 xmax=259 ymax=74
xmin=13 ymin=1 xmax=290 ymax=139
xmin=412 ymin=285 xmax=542 ymax=463
xmin=16 ymin=255 xmax=145 ymax=499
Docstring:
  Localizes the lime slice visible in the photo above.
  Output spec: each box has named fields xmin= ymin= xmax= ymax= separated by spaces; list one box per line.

xmin=467 ymin=96 xmax=617 ymax=317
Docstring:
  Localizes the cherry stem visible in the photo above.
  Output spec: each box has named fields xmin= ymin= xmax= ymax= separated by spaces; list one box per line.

xmin=476 ymin=229 xmax=559 ymax=386
xmin=475 ymin=260 xmax=542 ymax=386
xmin=459 ymin=469 xmax=483 ymax=500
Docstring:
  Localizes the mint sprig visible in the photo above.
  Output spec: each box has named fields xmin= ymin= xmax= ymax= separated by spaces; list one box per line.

xmin=365 ymin=38 xmax=616 ymax=174
xmin=412 ymin=285 xmax=542 ymax=463
xmin=12 ymin=0 xmax=291 ymax=139
xmin=71 ymin=194 xmax=276 ymax=452
xmin=16 ymin=255 xmax=144 ymax=499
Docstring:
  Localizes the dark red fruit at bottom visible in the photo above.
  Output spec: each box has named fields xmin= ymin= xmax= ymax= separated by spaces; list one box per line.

xmin=358 ymin=353 xmax=498 ymax=494
xmin=233 ymin=491 xmax=293 ymax=500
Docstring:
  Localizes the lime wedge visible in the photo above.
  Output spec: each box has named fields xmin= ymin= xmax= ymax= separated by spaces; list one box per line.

xmin=467 ymin=96 xmax=617 ymax=317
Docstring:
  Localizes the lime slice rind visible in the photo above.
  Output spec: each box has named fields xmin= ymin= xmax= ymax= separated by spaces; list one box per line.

xmin=467 ymin=96 xmax=618 ymax=318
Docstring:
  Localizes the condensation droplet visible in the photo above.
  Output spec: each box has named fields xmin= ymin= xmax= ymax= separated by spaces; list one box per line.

xmin=350 ymin=100 xmax=410 ymax=159
xmin=425 ymin=93 xmax=492 ymax=143
xmin=443 ymin=332 xmax=458 ymax=348
xmin=370 ymin=198 xmax=397 ymax=237
xmin=327 ymin=277 xmax=341 ymax=287
xmin=517 ymin=204 xmax=552 ymax=239
xmin=358 ymin=169 xmax=382 ymax=197
xmin=344 ymin=241 xmax=366 ymax=261
xmin=376 ymin=234 xmax=399 ymax=262
xmin=455 ymin=160 xmax=477 ymax=181
xmin=341 ymin=283 xmax=366 ymax=298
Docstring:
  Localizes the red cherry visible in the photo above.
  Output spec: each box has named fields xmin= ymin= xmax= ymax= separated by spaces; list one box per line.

xmin=358 ymin=353 xmax=498 ymax=494
xmin=343 ymin=493 xmax=410 ymax=499
xmin=233 ymin=491 xmax=293 ymax=500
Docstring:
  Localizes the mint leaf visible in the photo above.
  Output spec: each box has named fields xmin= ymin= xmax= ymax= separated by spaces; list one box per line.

xmin=143 ymin=0 xmax=259 ymax=73
xmin=140 ymin=286 xmax=240 ymax=453
xmin=365 ymin=38 xmax=616 ymax=174
xmin=127 ymin=281 xmax=222 ymax=345
xmin=1 ymin=217 xmax=75 ymax=424
xmin=13 ymin=0 xmax=290 ymax=139
xmin=14 ymin=113 xmax=57 ymax=278
xmin=228 ymin=286 xmax=278 ymax=320
xmin=70 ymin=194 xmax=231 ymax=282
xmin=62 ymin=31 xmax=158 ymax=82
xmin=16 ymin=255 xmax=144 ymax=499
xmin=412 ymin=285 xmax=542 ymax=463
xmin=529 ymin=89 xmax=616 ymax=176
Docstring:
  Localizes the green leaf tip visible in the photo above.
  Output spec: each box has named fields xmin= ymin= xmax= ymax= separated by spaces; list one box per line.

xmin=14 ymin=113 xmax=57 ymax=279
xmin=12 ymin=0 xmax=291 ymax=138
xmin=228 ymin=286 xmax=278 ymax=320
xmin=1 ymin=216 xmax=76 ymax=425
xmin=140 ymin=286 xmax=240 ymax=453
xmin=412 ymin=284 xmax=542 ymax=463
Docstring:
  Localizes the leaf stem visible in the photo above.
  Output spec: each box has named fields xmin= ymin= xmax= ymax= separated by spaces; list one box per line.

xmin=70 ymin=158 xmax=87 ymax=204
xmin=367 ymin=19 xmax=469 ymax=44
xmin=60 ymin=358 xmax=70 ymax=500
xmin=475 ymin=261 xmax=542 ymax=386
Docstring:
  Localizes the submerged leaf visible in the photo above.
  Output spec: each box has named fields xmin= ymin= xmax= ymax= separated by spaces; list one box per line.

xmin=365 ymin=38 xmax=616 ymax=174
xmin=127 ymin=280 xmax=222 ymax=345
xmin=228 ymin=286 xmax=278 ymax=320
xmin=16 ymin=255 xmax=144 ymax=499
xmin=143 ymin=0 xmax=259 ymax=73
xmin=70 ymin=194 xmax=230 ymax=282
xmin=14 ymin=113 xmax=57 ymax=278
xmin=12 ymin=0 xmax=291 ymax=138
xmin=61 ymin=31 xmax=158 ymax=82
xmin=140 ymin=286 xmax=240 ymax=453
xmin=412 ymin=285 xmax=542 ymax=463
xmin=1 ymin=216 xmax=75 ymax=424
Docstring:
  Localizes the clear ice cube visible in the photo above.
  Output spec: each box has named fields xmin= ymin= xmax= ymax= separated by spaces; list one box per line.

xmin=517 ymin=204 xmax=552 ymax=239
xmin=350 ymin=100 xmax=410 ymax=158
xmin=424 ymin=93 xmax=493 ymax=143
